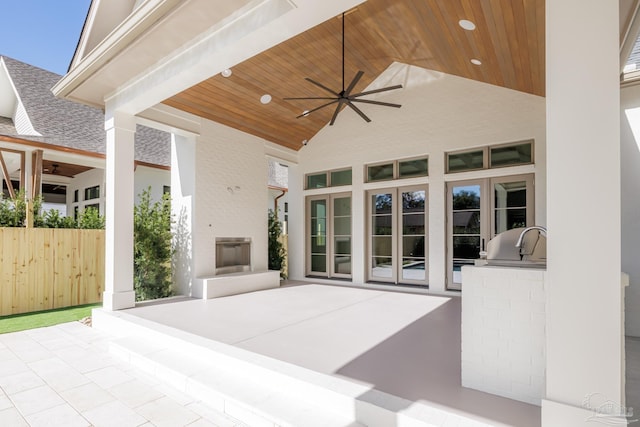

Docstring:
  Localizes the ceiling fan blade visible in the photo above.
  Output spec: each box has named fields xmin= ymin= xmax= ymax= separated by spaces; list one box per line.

xmin=350 ymin=98 xmax=402 ymax=108
xmin=351 ymin=84 xmax=403 ymax=98
xmin=346 ymin=101 xmax=371 ymax=123
xmin=305 ymin=78 xmax=339 ymax=96
xmin=329 ymin=102 xmax=342 ymax=126
xmin=344 ymin=70 xmax=364 ymax=96
xmin=284 ymin=97 xmax=337 ymax=101
xmin=295 ymin=99 xmax=339 ymax=118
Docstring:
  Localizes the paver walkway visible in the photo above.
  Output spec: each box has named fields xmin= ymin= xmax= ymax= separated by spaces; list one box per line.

xmin=0 ymin=321 xmax=244 ymax=427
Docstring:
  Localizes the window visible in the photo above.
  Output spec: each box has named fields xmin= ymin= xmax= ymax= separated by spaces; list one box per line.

xmin=446 ymin=140 xmax=533 ymax=173
xmin=306 ymin=193 xmax=352 ymax=278
xmin=446 ymin=174 xmax=534 ymax=290
xmin=367 ymin=163 xmax=394 ymax=182
xmin=85 ymin=203 xmax=100 ymax=212
xmin=84 ymin=186 xmax=100 ymax=200
xmin=305 ymin=168 xmax=352 ymax=189
xmin=490 ymin=142 xmax=533 ymax=168
xmin=447 ymin=150 xmax=484 ymax=173
xmin=163 ymin=185 xmax=171 ymax=194
xmin=73 ymin=190 xmax=79 ymax=203
xmin=307 ymin=173 xmax=327 ymax=189
xmin=399 ymin=158 xmax=429 ymax=178
xmin=366 ymin=156 xmax=428 ymax=183
xmin=330 ymin=169 xmax=352 ymax=187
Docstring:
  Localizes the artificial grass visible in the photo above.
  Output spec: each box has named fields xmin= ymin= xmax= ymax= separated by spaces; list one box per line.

xmin=0 ymin=303 xmax=101 ymax=334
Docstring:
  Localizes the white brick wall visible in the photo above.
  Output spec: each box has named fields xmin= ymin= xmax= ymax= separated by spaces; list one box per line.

xmin=193 ymin=119 xmax=269 ymax=278
xmin=461 ymin=265 xmax=546 ymax=406
xmin=289 ymin=63 xmax=546 ymax=290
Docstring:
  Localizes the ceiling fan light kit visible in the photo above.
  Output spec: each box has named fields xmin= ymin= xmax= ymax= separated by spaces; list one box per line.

xmin=284 ymin=12 xmax=403 ymax=126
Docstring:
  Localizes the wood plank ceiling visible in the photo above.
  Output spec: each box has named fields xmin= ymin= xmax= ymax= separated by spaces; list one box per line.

xmin=42 ymin=160 xmax=93 ymax=178
xmin=164 ymin=0 xmax=544 ymax=151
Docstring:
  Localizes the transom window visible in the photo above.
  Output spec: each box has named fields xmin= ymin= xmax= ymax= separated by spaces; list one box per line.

xmin=446 ymin=140 xmax=533 ymax=173
xmin=366 ymin=156 xmax=428 ymax=183
xmin=306 ymin=168 xmax=352 ymax=189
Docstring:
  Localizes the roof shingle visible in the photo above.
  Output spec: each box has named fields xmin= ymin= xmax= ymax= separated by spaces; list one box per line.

xmin=0 ymin=56 xmax=170 ymax=167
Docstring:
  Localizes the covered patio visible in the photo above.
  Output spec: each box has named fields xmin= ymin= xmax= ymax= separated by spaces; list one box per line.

xmin=95 ymin=283 xmax=539 ymax=426
xmin=53 ymin=0 xmax=627 ymax=425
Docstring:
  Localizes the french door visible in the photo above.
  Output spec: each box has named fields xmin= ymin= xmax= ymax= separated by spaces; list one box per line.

xmin=306 ymin=193 xmax=352 ymax=279
xmin=446 ymin=174 xmax=534 ymax=290
xmin=368 ymin=185 xmax=428 ymax=286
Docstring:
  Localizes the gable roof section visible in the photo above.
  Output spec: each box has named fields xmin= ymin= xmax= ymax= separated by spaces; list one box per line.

xmin=0 ymin=55 xmax=170 ymax=167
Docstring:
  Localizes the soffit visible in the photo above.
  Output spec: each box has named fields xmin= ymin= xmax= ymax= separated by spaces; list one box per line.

xmin=62 ymin=0 xmax=254 ymax=108
xmin=164 ymin=0 xmax=545 ymax=151
xmin=42 ymin=159 xmax=93 ymax=179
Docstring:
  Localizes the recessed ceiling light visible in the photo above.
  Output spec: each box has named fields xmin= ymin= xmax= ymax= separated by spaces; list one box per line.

xmin=221 ymin=69 xmax=232 ymax=77
xmin=471 ymin=58 xmax=482 ymax=65
xmin=459 ymin=19 xmax=476 ymax=31
xmin=302 ymin=139 xmax=308 ymax=146
xmin=260 ymin=94 xmax=272 ymax=104
xmin=302 ymin=110 xmax=310 ymax=116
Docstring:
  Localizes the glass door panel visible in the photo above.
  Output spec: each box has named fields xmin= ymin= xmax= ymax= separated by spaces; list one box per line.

xmin=401 ymin=190 xmax=426 ymax=281
xmin=309 ymin=199 xmax=327 ymax=273
xmin=493 ymin=180 xmax=528 ymax=235
xmin=371 ymin=192 xmax=394 ymax=281
xmin=450 ymin=183 xmax=483 ymax=287
xmin=333 ymin=197 xmax=352 ymax=276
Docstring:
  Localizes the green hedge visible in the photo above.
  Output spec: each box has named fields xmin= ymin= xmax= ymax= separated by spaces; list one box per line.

xmin=0 ymin=190 xmax=104 ymax=229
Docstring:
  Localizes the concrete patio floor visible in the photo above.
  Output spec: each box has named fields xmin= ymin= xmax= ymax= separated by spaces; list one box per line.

xmin=118 ymin=284 xmax=541 ymax=426
xmin=0 ymin=321 xmax=243 ymax=427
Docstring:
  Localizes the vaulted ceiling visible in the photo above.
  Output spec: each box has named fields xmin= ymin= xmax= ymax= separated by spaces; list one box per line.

xmin=163 ymin=0 xmax=545 ymax=151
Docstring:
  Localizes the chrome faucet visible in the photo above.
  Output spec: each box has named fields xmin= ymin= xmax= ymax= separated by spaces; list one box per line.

xmin=515 ymin=226 xmax=547 ymax=248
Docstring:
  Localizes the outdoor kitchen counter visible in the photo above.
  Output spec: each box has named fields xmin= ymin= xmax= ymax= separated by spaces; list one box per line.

xmin=460 ymin=265 xmax=546 ymax=407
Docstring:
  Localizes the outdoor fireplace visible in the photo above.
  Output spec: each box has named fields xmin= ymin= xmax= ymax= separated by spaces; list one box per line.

xmin=215 ymin=237 xmax=251 ymax=274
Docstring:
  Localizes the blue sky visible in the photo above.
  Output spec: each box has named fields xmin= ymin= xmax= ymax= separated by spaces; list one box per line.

xmin=0 ymin=0 xmax=92 ymax=75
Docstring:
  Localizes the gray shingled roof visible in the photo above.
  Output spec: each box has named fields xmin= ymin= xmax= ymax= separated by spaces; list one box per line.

xmin=0 ymin=56 xmax=170 ymax=167
xmin=0 ymin=116 xmax=16 ymax=135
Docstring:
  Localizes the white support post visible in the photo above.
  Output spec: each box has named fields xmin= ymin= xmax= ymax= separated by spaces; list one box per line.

xmin=171 ymin=134 xmax=197 ymax=296
xmin=544 ymin=0 xmax=623 ymax=425
xmin=103 ymin=111 xmax=136 ymax=310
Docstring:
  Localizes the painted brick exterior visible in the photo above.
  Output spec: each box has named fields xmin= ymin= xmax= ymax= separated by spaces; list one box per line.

xmin=461 ymin=265 xmax=546 ymax=405
xmin=193 ymin=120 xmax=269 ymax=278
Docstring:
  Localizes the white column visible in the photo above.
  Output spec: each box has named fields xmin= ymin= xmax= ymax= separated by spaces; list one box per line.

xmin=103 ymin=111 xmax=136 ymax=310
xmin=171 ymin=134 xmax=196 ymax=296
xmin=544 ymin=0 xmax=622 ymax=425
xmin=285 ymin=163 xmax=305 ymax=281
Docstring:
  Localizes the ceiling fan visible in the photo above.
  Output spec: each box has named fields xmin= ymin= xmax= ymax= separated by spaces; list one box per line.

xmin=284 ymin=12 xmax=402 ymax=126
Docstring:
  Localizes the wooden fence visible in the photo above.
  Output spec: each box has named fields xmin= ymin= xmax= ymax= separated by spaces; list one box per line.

xmin=0 ymin=227 xmax=105 ymax=316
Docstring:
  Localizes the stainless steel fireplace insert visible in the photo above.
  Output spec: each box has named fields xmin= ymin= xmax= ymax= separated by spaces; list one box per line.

xmin=215 ymin=237 xmax=251 ymax=274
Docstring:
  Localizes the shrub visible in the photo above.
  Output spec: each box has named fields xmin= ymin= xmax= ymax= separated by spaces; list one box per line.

xmin=41 ymin=209 xmax=75 ymax=228
xmin=0 ymin=191 xmax=105 ymax=230
xmin=133 ymin=188 xmax=173 ymax=301
xmin=78 ymin=206 xmax=104 ymax=229
xmin=0 ymin=190 xmax=41 ymax=227
xmin=268 ymin=209 xmax=287 ymax=279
